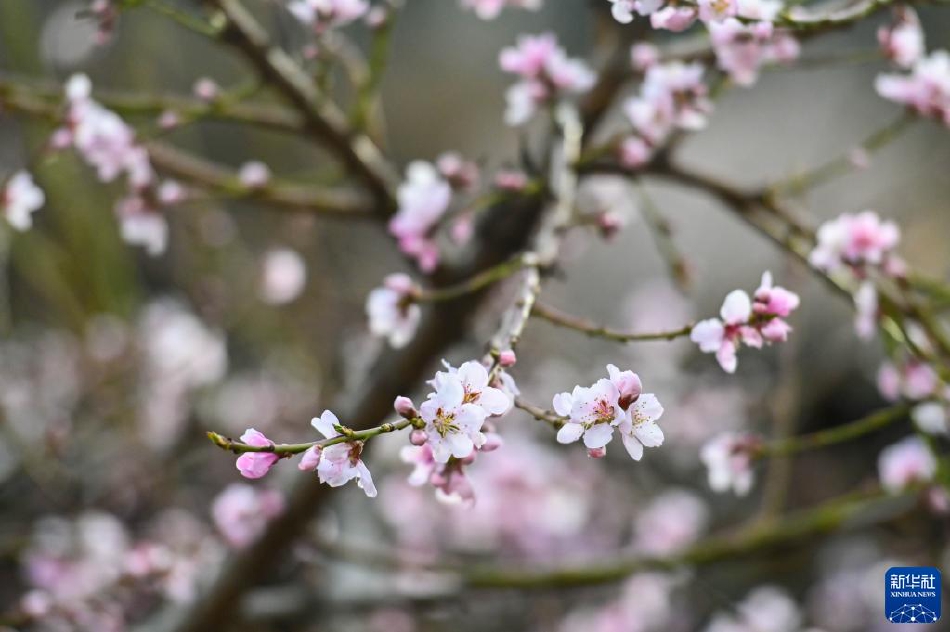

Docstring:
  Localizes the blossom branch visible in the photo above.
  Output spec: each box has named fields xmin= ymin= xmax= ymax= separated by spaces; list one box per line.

xmin=206 ymin=417 xmax=417 ymax=457
xmin=0 ymin=74 xmax=304 ymax=135
xmin=147 ymin=142 xmax=374 ymax=218
xmin=206 ymin=0 xmax=399 ymax=209
xmin=531 ymin=301 xmax=694 ymax=343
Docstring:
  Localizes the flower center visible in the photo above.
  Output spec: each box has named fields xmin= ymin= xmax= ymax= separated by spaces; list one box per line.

xmin=432 ymin=408 xmax=459 ymax=438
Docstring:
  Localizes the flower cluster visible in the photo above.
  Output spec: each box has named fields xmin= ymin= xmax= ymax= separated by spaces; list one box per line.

xmin=2 ymin=171 xmax=45 ymax=231
xmin=878 ymin=357 xmax=950 ymax=436
xmin=608 ymin=0 xmax=799 ymax=86
xmin=700 ymin=431 xmax=758 ymax=496
xmin=388 ymin=160 xmax=455 ymax=271
xmin=619 ymin=60 xmax=712 ymax=168
xmin=461 ymin=0 xmax=542 ymax=20
xmin=19 ymin=511 xmax=221 ymax=629
xmin=397 ymin=360 xmax=512 ymax=503
xmin=366 ymin=273 xmax=421 ymax=348
xmin=499 ymin=33 xmax=596 ymax=126
xmin=287 ymin=0 xmax=370 ymax=32
xmin=57 ymin=75 xmax=169 ymax=255
xmin=554 ymin=364 xmax=664 ymax=460
xmin=875 ymin=8 xmax=950 ymax=127
xmin=690 ymin=271 xmax=800 ymax=373
xmin=878 ymin=436 xmax=937 ymax=494
xmin=810 ymin=211 xmax=903 ymax=339
xmin=878 ymin=8 xmax=925 ymax=69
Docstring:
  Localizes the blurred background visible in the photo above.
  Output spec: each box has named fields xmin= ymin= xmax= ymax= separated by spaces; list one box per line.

xmin=0 ymin=1 xmax=948 ymax=631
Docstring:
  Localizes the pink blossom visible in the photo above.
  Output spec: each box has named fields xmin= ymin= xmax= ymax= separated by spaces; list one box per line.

xmin=494 ymin=169 xmax=529 ymax=191
xmin=211 ymin=484 xmax=284 ymax=548
xmin=878 ymin=8 xmax=925 ymax=69
xmin=238 ymin=161 xmax=271 ymax=189
xmin=399 ymin=443 xmax=475 ymax=505
xmin=554 ymin=378 xmax=624 ymax=450
xmin=809 ymin=211 xmax=901 ymax=272
xmin=235 ymin=428 xmax=280 ymax=479
xmin=617 ymin=393 xmax=664 ymax=461
xmin=309 ymin=410 xmax=377 ymax=496
xmin=288 ymin=0 xmax=369 ymax=31
xmin=115 ymin=195 xmax=168 ymax=256
xmin=63 ymin=74 xmax=155 ymax=188
xmin=878 ymin=436 xmax=936 ymax=493
xmin=388 ymin=161 xmax=451 ymax=271
xmin=461 ymin=0 xmax=542 ymax=20
xmin=555 ymin=365 xmax=662 ymax=460
xmin=697 ymin=0 xmax=738 ymax=23
xmin=419 ymin=368 xmax=490 ymax=462
xmin=366 ymin=273 xmax=421 ymax=348
xmin=877 ymin=358 xmax=938 ymax=403
xmin=650 ymin=6 xmax=697 ymax=32
xmin=709 ymin=19 xmax=800 ymax=87
xmin=692 ymin=273 xmax=799 ymax=372
xmin=499 ymin=33 xmax=596 ymax=125
xmin=2 ymin=171 xmax=44 ymax=230
xmin=877 ymin=49 xmax=950 ymax=126
xmin=631 ymin=43 xmax=660 ymax=71
xmin=609 ymin=0 xmax=664 ymax=23
xmin=436 ymin=152 xmax=480 ymax=190
xmin=701 ymin=432 xmax=756 ymax=495
xmin=433 ymin=360 xmax=512 ymax=416
xmin=259 ymin=248 xmax=307 ymax=305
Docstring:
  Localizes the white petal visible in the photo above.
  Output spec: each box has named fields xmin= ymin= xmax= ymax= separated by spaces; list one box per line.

xmin=633 ymin=421 xmax=664 ymax=447
xmin=557 ymin=422 xmax=584 ymax=444
xmin=622 ymin=433 xmax=644 ymax=460
xmin=720 ymin=290 xmax=752 ymax=325
xmin=478 ymin=386 xmax=512 ymax=415
xmin=690 ymin=319 xmax=725 ymax=353
xmin=552 ymin=392 xmax=573 ymax=417
xmin=583 ymin=423 xmax=615 ymax=449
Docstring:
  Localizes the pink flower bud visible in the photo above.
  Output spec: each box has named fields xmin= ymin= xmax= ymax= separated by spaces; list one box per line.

xmin=587 ymin=446 xmax=607 ymax=459
xmin=394 ymin=396 xmax=418 ymax=419
xmin=298 ymin=445 xmax=322 ymax=471
xmin=597 ymin=211 xmax=625 ymax=240
xmin=409 ymin=429 xmax=428 ymax=446
xmin=498 ymin=349 xmax=517 ymax=367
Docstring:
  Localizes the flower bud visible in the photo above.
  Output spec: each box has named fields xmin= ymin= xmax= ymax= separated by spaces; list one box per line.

xmin=587 ymin=446 xmax=607 ymax=459
xmin=409 ymin=429 xmax=428 ymax=446
xmin=394 ymin=395 xmax=418 ymax=419
xmin=498 ymin=349 xmax=517 ymax=367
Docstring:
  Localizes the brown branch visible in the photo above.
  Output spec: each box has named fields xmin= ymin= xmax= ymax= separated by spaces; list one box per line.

xmin=207 ymin=0 xmax=398 ymax=211
xmin=532 ymin=301 xmax=694 ymax=343
xmin=148 ymin=142 xmax=374 ymax=218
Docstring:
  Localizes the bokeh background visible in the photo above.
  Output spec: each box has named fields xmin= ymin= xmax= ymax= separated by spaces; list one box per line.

xmin=0 ymin=1 xmax=948 ymax=631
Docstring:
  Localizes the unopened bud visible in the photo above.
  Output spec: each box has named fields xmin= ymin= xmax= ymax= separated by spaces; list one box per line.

xmin=394 ymin=396 xmax=417 ymax=419
xmin=587 ymin=446 xmax=607 ymax=459
xmin=409 ymin=429 xmax=428 ymax=446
